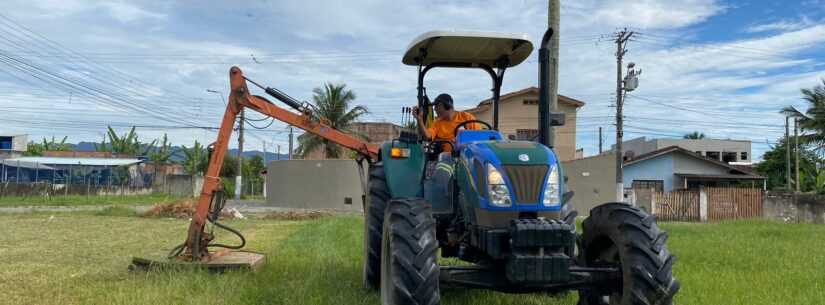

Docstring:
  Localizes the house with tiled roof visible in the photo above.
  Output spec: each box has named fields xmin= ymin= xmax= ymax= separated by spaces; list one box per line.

xmin=463 ymin=87 xmax=585 ymax=161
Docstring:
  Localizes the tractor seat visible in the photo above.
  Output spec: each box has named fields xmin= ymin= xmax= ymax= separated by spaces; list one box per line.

xmin=456 ymin=130 xmax=502 ymax=146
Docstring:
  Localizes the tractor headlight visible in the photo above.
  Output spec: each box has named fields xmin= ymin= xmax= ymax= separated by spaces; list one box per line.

xmin=486 ymin=163 xmax=512 ymax=207
xmin=542 ymin=165 xmax=561 ymax=206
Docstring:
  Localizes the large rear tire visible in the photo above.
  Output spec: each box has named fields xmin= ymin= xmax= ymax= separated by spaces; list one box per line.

xmin=380 ymin=198 xmax=440 ymax=305
xmin=363 ymin=163 xmax=390 ymax=290
xmin=578 ymin=203 xmax=679 ymax=305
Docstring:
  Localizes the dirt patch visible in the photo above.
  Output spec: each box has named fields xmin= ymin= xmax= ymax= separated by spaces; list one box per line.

xmin=142 ymin=199 xmax=237 ymax=219
xmin=258 ymin=209 xmax=333 ymax=221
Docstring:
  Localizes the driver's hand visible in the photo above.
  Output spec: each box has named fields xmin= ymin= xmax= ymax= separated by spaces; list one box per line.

xmin=412 ymin=106 xmax=422 ymax=120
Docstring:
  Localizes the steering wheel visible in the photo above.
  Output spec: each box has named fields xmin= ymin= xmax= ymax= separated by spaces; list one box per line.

xmin=453 ymin=120 xmax=493 ymax=136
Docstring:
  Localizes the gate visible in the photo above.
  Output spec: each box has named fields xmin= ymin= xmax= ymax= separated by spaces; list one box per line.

xmin=653 ymin=190 xmax=700 ymax=221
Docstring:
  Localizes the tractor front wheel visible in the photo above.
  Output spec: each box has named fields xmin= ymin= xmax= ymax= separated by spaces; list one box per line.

xmin=364 ymin=163 xmax=390 ymax=290
xmin=380 ymin=198 xmax=440 ymax=305
xmin=578 ymin=203 xmax=679 ymax=305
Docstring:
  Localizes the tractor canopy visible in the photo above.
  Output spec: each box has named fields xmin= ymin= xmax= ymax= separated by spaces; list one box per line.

xmin=402 ymin=30 xmax=533 ymax=68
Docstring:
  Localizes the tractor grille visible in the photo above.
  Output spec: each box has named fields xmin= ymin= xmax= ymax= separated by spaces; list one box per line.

xmin=503 ymin=165 xmax=548 ymax=204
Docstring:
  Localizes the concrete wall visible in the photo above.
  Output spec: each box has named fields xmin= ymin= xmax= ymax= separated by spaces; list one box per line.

xmin=620 ymin=137 xmax=657 ymax=160
xmin=623 ymin=154 xmax=675 ymax=191
xmin=562 ymin=152 xmax=616 ymax=216
xmin=764 ymin=192 xmax=825 ymax=224
xmin=466 ymin=92 xmax=581 ymax=161
xmin=12 ymin=135 xmax=27 ymax=152
xmin=155 ymin=174 xmax=196 ymax=197
xmin=656 ymin=138 xmax=751 ymax=162
xmin=266 ymin=160 xmax=363 ymax=211
xmin=616 ymin=137 xmax=751 ymax=162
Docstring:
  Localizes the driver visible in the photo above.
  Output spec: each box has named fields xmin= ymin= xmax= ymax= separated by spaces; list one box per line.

xmin=413 ymin=93 xmax=479 ymax=150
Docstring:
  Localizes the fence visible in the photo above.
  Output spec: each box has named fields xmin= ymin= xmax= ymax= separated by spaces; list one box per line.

xmin=0 ymin=161 xmax=153 ymax=187
xmin=650 ymin=187 xmax=764 ymax=222
xmin=653 ymin=190 xmax=700 ymax=221
xmin=706 ymin=187 xmax=763 ymax=220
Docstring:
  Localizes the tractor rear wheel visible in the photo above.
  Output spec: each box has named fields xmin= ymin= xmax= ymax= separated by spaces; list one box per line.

xmin=578 ymin=203 xmax=679 ymax=305
xmin=364 ymin=163 xmax=390 ymax=290
xmin=380 ymin=198 xmax=440 ymax=305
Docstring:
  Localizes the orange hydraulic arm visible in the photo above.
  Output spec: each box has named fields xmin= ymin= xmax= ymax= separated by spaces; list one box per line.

xmin=178 ymin=66 xmax=379 ymax=260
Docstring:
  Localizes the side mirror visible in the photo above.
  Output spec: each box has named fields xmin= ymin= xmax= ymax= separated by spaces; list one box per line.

xmin=549 ymin=112 xmax=565 ymax=126
xmin=507 ymin=134 xmax=516 ymax=140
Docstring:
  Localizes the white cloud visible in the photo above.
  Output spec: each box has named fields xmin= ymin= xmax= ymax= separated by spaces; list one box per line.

xmin=564 ymin=0 xmax=725 ymax=30
xmin=746 ymin=17 xmax=815 ymax=33
xmin=98 ymin=2 xmax=166 ymax=23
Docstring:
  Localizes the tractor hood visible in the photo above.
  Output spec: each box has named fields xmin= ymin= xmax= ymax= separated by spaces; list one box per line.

xmin=463 ymin=141 xmax=557 ymax=166
xmin=460 ymin=140 xmax=563 ymax=211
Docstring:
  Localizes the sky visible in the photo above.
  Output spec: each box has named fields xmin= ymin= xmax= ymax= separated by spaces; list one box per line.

xmin=1 ymin=0 xmax=824 ymax=160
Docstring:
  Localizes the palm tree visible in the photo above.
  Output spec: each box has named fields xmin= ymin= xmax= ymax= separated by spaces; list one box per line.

xmin=296 ymin=83 xmax=369 ymax=158
xmin=683 ymin=131 xmax=705 ymax=139
xmin=95 ymin=126 xmax=155 ymax=156
xmin=181 ymin=141 xmax=208 ymax=176
xmin=147 ymin=134 xmax=173 ymax=183
xmin=782 ymin=79 xmax=825 ymax=152
xmin=24 ymin=136 xmax=71 ymax=156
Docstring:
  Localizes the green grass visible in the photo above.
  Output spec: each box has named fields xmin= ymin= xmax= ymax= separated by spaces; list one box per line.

xmin=1 ymin=213 xmax=823 ymax=305
xmin=0 ymin=193 xmax=181 ymax=207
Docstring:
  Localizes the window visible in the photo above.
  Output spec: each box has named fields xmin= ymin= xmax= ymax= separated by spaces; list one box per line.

xmin=522 ymin=99 xmax=538 ymax=105
xmin=722 ymin=152 xmax=737 ymax=163
xmin=516 ymin=129 xmax=538 ymax=141
xmin=632 ymin=180 xmax=664 ymax=192
xmin=0 ymin=137 xmax=11 ymax=150
xmin=740 ymin=152 xmax=748 ymax=160
xmin=706 ymin=151 xmax=720 ymax=160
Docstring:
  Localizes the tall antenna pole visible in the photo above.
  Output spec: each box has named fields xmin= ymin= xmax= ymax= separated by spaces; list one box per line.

xmin=547 ymin=0 xmax=560 ymax=147
xmin=614 ymin=28 xmax=634 ymax=202
xmin=288 ymin=126 xmax=294 ymax=160
xmin=236 ymin=109 xmax=244 ymax=200
xmin=786 ymin=116 xmax=791 ymax=190
xmin=794 ymin=117 xmax=800 ymax=192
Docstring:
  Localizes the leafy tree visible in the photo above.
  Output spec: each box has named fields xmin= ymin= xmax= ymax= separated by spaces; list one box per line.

xmin=95 ymin=126 xmax=155 ymax=156
xmin=221 ymin=154 xmax=238 ymax=178
xmin=147 ymin=134 xmax=173 ymax=163
xmin=813 ymin=169 xmax=825 ymax=194
xmin=754 ymin=136 xmax=822 ymax=191
xmin=782 ymin=79 xmax=825 ymax=152
xmin=683 ymin=131 xmax=705 ymax=139
xmin=146 ymin=134 xmax=173 ymax=183
xmin=24 ymin=136 xmax=71 ymax=156
xmin=181 ymin=141 xmax=208 ymax=175
xmin=296 ymin=83 xmax=368 ymax=158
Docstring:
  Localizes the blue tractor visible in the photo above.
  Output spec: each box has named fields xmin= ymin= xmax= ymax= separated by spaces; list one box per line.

xmin=363 ymin=28 xmax=679 ymax=305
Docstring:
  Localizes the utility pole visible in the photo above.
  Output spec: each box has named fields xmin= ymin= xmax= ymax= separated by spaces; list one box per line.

xmin=546 ymin=0 xmax=560 ymax=147
xmin=236 ymin=109 xmax=244 ymax=200
xmin=786 ymin=116 xmax=791 ymax=190
xmin=598 ymin=127 xmax=603 ymax=154
xmin=614 ymin=28 xmax=635 ymax=202
xmin=277 ymin=145 xmax=281 ymax=161
xmin=263 ymin=141 xmax=268 ymax=165
xmin=794 ymin=117 xmax=800 ymax=192
xmin=288 ymin=126 xmax=294 ymax=160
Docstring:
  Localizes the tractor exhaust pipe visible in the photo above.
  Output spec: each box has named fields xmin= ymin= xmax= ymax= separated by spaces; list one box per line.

xmin=537 ymin=27 xmax=554 ymax=148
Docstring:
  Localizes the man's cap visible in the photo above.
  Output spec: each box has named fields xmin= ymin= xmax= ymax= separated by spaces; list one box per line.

xmin=433 ymin=93 xmax=453 ymax=108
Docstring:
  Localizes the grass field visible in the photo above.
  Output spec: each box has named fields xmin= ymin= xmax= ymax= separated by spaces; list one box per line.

xmin=1 ymin=212 xmax=823 ymax=305
xmin=0 ymin=193 xmax=180 ymax=207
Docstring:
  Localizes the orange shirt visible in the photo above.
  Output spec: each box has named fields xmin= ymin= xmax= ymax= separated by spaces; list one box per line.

xmin=426 ymin=111 xmax=479 ymax=142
